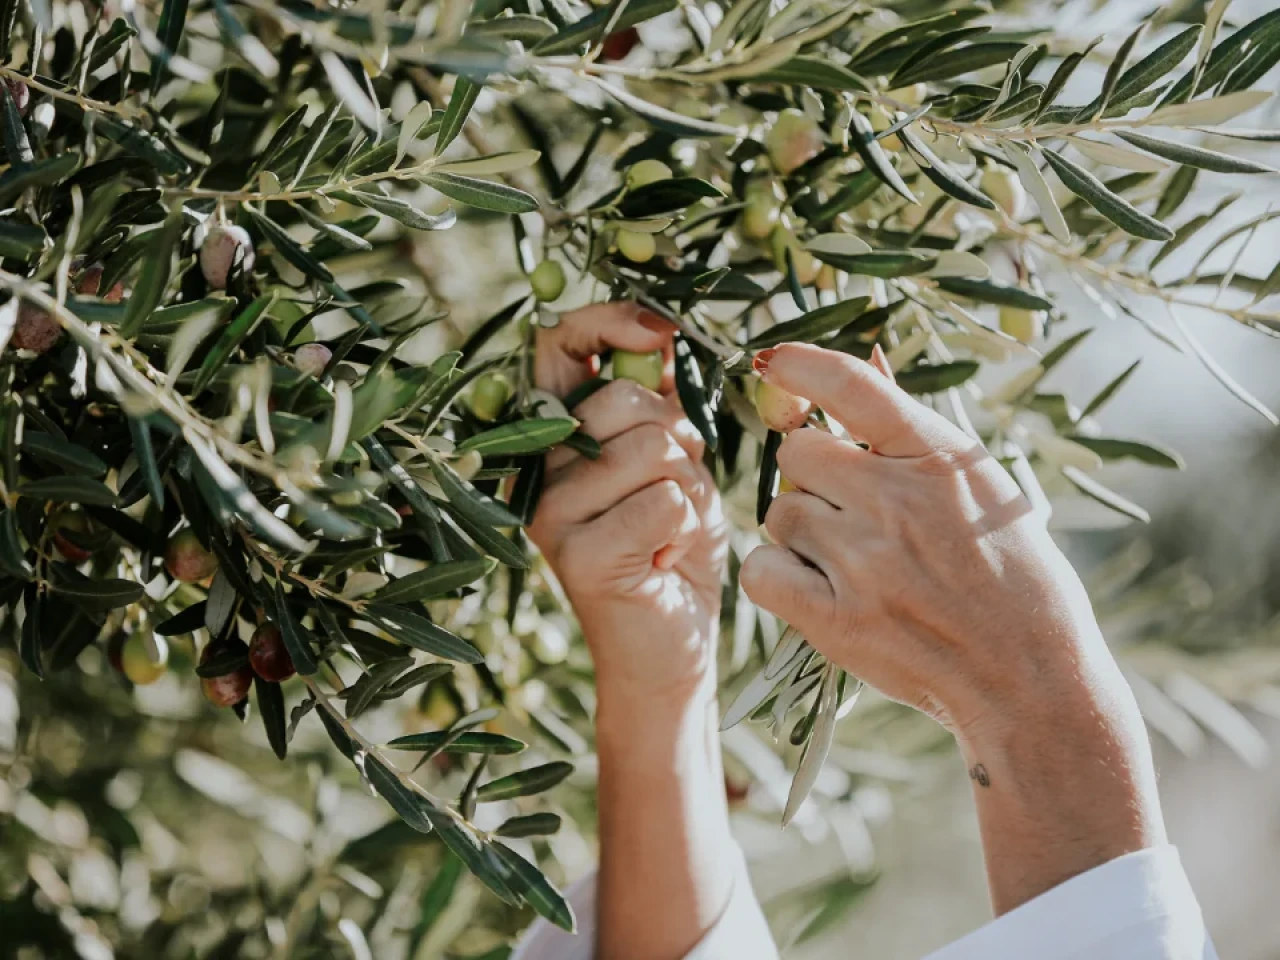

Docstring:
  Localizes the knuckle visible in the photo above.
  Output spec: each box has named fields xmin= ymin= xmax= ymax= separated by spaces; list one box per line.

xmin=764 ymin=492 xmax=812 ymax=544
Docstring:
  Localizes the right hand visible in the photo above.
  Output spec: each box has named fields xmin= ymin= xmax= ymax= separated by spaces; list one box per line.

xmin=740 ymin=343 xmax=1165 ymax=911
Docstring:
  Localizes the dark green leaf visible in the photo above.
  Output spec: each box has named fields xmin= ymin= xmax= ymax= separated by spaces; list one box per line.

xmin=192 ymin=294 xmax=275 ymax=395
xmin=617 ymin=178 xmax=724 ymax=218
xmin=896 ymin=361 xmax=980 ymax=394
xmin=1080 ymin=360 xmax=1141 ymax=419
xmin=476 ymin=761 xmax=574 ymax=801
xmin=1065 ymin=435 xmax=1184 ymax=469
xmin=21 ymin=432 xmax=108 ymax=477
xmin=365 ymin=604 xmax=484 ymax=663
xmin=673 ymin=337 xmax=719 ymax=452
xmin=848 ymin=110 xmax=915 ymax=205
xmin=809 ymin=251 xmax=937 ymax=278
xmin=1110 ymin=26 xmax=1201 ymax=106
xmin=1 ymin=81 xmax=33 ymax=167
xmin=1115 ymin=131 xmax=1277 ymax=175
xmin=20 ymin=585 xmax=42 ymax=678
xmin=436 ymin=77 xmax=481 ymax=156
xmin=1042 ymin=149 xmax=1174 ymax=241
xmin=150 ymin=0 xmax=190 ymax=92
xmin=898 ymin=126 xmax=996 ymax=211
xmin=255 ymin=676 xmax=288 ymax=760
xmin=755 ymin=57 xmax=866 ymax=92
xmin=492 ymin=842 xmax=575 ymax=931
xmin=18 ymin=476 xmax=118 ymax=506
xmin=746 ymin=297 xmax=872 ymax=349
xmin=338 ymin=189 xmax=458 ymax=231
xmin=0 ymin=153 xmax=81 ymax=207
xmin=127 ymin=417 xmax=165 ymax=509
xmin=365 ymin=756 xmax=438 ymax=834
xmin=157 ymin=601 xmax=207 ymax=636
xmin=894 ymin=43 xmax=1028 ymax=85
xmin=50 ymin=570 xmax=144 ymax=611
xmin=935 ymin=278 xmax=1053 ymax=311
xmin=271 ymin=581 xmax=319 ymax=676
xmin=430 ymin=458 xmax=523 ymax=528
xmin=0 ymin=219 xmax=47 ymax=259
xmin=495 ymin=812 xmax=563 ymax=838
xmin=757 ymin=429 xmax=781 ymax=526
xmin=372 ymin=559 xmax=495 ymax=606
xmin=120 ymin=209 xmax=183 ymax=338
xmin=386 ymin=730 xmax=526 ymax=754
xmin=422 ymin=173 xmax=538 ymax=214
xmin=457 ymin=418 xmax=579 ymax=456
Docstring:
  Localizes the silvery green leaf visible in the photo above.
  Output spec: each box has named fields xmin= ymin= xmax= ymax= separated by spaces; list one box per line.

xmin=782 ymin=663 xmax=840 ymax=826
xmin=1110 ymin=25 xmax=1201 ymax=106
xmin=1068 ymin=136 xmax=1169 ymax=173
xmin=1003 ymin=143 xmax=1070 ymax=243
xmin=1061 ymin=466 xmax=1150 ymax=524
xmin=1115 ymin=131 xmax=1277 ymax=175
xmin=1042 ymin=148 xmax=1173 ymax=241
xmin=1144 ymin=90 xmax=1271 ymax=126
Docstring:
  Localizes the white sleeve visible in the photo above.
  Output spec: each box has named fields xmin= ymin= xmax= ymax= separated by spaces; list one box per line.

xmin=511 ymin=845 xmax=779 ymax=960
xmin=923 ymin=845 xmax=1217 ymax=960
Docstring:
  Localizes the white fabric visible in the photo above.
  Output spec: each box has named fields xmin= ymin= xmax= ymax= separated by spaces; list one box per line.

xmin=513 ymin=844 xmax=1216 ymax=960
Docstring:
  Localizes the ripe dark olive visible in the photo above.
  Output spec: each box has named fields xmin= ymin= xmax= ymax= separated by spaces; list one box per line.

xmin=199 ymin=644 xmax=253 ymax=707
xmin=3 ymin=79 xmax=29 ymax=115
xmin=599 ymin=27 xmax=640 ymax=61
xmin=53 ymin=513 xmax=94 ymax=564
xmin=293 ymin=343 xmax=333 ymax=377
xmin=199 ymin=224 xmax=256 ymax=290
xmin=248 ymin=624 xmax=295 ymax=682
xmin=164 ymin=529 xmax=219 ymax=583
xmin=11 ymin=301 xmax=62 ymax=355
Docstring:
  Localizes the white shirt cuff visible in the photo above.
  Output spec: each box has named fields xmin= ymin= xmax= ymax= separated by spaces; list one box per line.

xmin=511 ymin=845 xmax=777 ymax=960
xmin=924 ymin=844 xmax=1217 ymax=960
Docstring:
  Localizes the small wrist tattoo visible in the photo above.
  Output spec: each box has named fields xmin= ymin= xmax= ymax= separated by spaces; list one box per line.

xmin=968 ymin=763 xmax=991 ymax=788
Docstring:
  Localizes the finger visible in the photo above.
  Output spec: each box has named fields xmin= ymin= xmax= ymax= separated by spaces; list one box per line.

xmin=763 ymin=492 xmax=843 ymax=578
xmin=775 ymin=427 xmax=868 ymax=507
xmin=756 ymin=342 xmax=961 ymax=458
xmin=535 ymin=302 xmax=673 ymax=396
xmin=547 ymin=379 xmax=703 ymax=471
xmin=740 ymin=543 xmax=836 ymax=637
xmin=559 ymin=480 xmax=698 ymax=586
xmin=535 ymin=423 xmax=703 ymax=533
xmin=869 ymin=342 xmax=895 ymax=382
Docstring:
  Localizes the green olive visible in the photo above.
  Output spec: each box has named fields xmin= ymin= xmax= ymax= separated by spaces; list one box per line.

xmin=626 ymin=159 xmax=674 ymax=188
xmin=470 ymin=372 xmax=513 ymax=422
xmin=613 ymin=350 xmax=665 ymax=391
xmin=616 ymin=229 xmax=657 ymax=264
xmin=765 ymin=109 xmax=823 ymax=175
xmin=754 ymin=379 xmax=812 ymax=432
xmin=530 ymin=260 xmax=567 ymax=302
xmin=121 ymin=633 xmax=169 ymax=685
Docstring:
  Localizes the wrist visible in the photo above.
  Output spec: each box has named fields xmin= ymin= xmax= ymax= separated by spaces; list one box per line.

xmin=595 ymin=670 xmax=719 ymax=770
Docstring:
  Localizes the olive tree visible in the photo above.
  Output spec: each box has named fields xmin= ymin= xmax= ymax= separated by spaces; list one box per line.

xmin=2 ymin=0 xmax=1279 ymax=954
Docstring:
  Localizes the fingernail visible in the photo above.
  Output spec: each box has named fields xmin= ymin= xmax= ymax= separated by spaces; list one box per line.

xmin=637 ymin=309 xmax=673 ymax=333
xmin=869 ymin=343 xmax=895 ymax=383
xmin=752 ymin=347 xmax=777 ymax=375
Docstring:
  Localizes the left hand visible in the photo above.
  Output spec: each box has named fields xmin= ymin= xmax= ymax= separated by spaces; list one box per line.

xmin=529 ymin=303 xmax=728 ymax=705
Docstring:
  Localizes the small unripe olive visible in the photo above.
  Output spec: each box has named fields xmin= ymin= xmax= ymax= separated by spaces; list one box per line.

xmin=765 ymin=109 xmax=823 ymax=175
xmin=616 ymin=229 xmax=656 ymax=264
xmin=53 ymin=513 xmax=93 ymax=564
xmin=998 ymin=306 xmax=1044 ymax=344
xmin=11 ymin=301 xmax=62 ymax=355
xmin=293 ymin=342 xmax=332 ymax=377
xmin=613 ymin=349 xmax=665 ymax=392
xmin=200 ymin=644 xmax=253 ymax=707
xmin=199 ymin=224 xmax=256 ymax=290
xmin=599 ymin=26 xmax=640 ymax=61
xmin=453 ymin=449 xmax=483 ymax=482
xmin=754 ymin=379 xmax=812 ymax=433
xmin=530 ymin=259 xmax=566 ymax=302
xmin=248 ymin=624 xmax=295 ymax=683
xmin=626 ymin=158 xmax=674 ymax=188
xmin=470 ymin=372 xmax=512 ymax=422
xmin=741 ymin=181 xmax=782 ymax=241
xmin=164 ymin=529 xmax=219 ymax=583
xmin=980 ymin=166 xmax=1028 ymax=220
xmin=777 ymin=474 xmax=798 ymax=494
xmin=769 ymin=227 xmax=821 ymax=285
xmin=122 ymin=633 xmax=169 ymax=686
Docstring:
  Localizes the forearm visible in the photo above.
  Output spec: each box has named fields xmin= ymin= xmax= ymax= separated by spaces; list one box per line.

xmin=956 ymin=639 xmax=1167 ymax=916
xmin=594 ymin=673 xmax=738 ymax=960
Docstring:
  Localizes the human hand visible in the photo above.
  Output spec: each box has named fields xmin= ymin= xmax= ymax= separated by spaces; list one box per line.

xmin=740 ymin=342 xmax=1165 ymax=911
xmin=529 ymin=303 xmax=728 ymax=707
